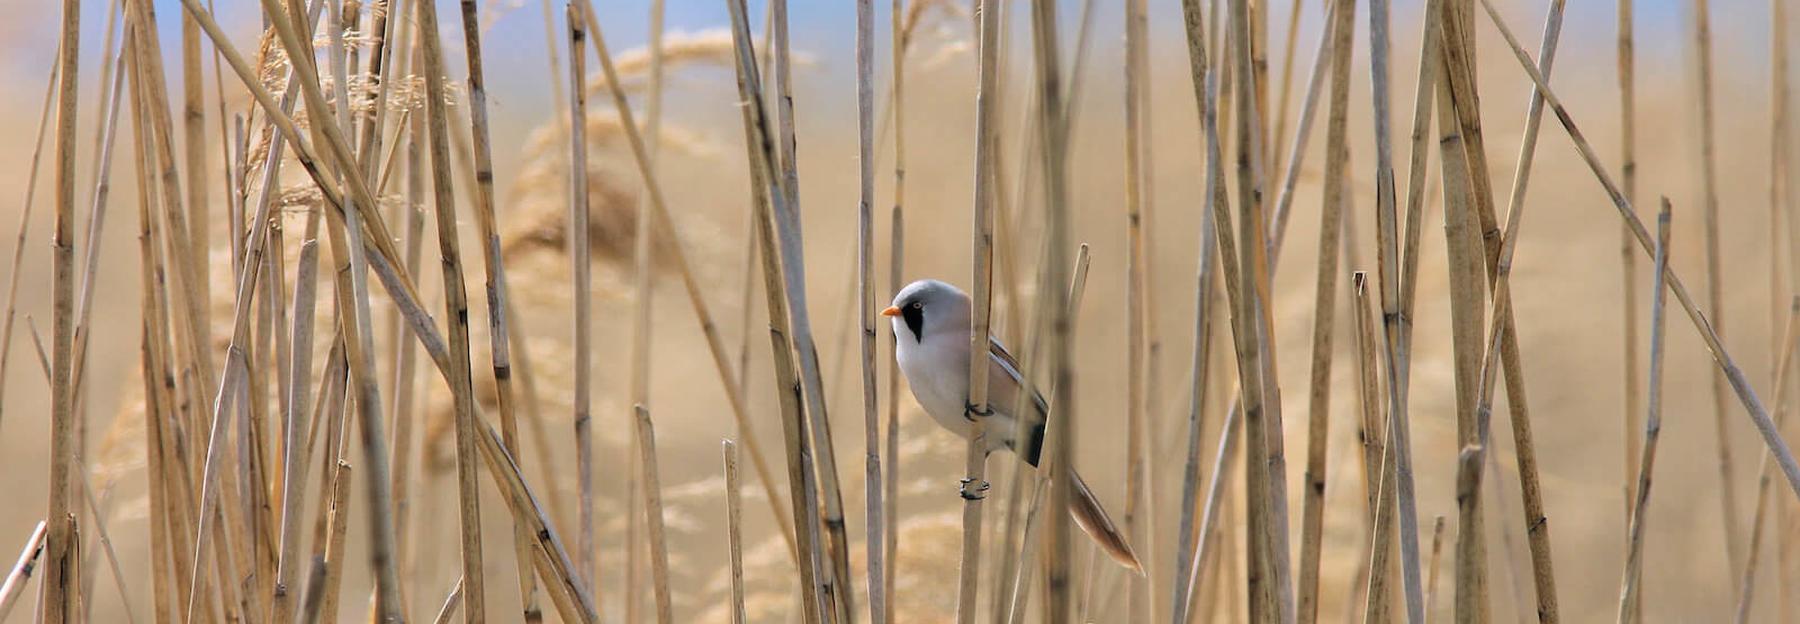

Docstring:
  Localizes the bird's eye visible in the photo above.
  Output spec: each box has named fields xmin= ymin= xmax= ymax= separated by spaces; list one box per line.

xmin=911 ymin=302 xmax=923 ymax=309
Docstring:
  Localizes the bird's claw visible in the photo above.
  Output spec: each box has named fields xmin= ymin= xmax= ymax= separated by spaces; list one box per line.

xmin=963 ymin=401 xmax=993 ymax=422
xmin=958 ymin=477 xmax=991 ymax=500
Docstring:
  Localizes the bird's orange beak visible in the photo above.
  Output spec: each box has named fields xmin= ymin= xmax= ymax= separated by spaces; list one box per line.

xmin=881 ymin=305 xmax=902 ymax=317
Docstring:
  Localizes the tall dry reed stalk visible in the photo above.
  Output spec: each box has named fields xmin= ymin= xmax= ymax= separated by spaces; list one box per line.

xmin=1295 ymin=1 xmax=1354 ymax=621
xmin=955 ymin=0 xmax=1002 ymax=619
xmin=721 ymin=0 xmax=831 ymax=619
xmin=42 ymin=0 xmax=83 ymax=621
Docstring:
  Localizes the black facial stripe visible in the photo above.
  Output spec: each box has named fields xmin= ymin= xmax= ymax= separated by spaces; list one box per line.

xmin=901 ymin=303 xmax=925 ymax=343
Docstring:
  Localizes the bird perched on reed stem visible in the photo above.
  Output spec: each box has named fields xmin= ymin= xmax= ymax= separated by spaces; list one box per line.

xmin=884 ymin=279 xmax=1143 ymax=573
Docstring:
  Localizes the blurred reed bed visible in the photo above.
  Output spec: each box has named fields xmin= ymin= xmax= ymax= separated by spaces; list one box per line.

xmin=3 ymin=0 xmax=1800 ymax=622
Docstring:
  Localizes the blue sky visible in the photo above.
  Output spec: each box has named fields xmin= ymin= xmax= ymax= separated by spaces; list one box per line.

xmin=0 ymin=0 xmax=1755 ymax=94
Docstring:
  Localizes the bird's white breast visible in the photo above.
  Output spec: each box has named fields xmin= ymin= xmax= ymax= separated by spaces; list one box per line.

xmin=892 ymin=316 xmax=976 ymax=438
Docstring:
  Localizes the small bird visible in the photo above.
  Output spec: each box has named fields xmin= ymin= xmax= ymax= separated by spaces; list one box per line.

xmin=884 ymin=279 xmax=1143 ymax=574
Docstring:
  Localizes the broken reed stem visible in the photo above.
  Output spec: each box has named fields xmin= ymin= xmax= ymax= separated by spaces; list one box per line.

xmin=956 ymin=0 xmax=1003 ymax=619
xmin=632 ymin=406 xmax=674 ymax=623
xmin=565 ymin=4 xmax=598 ymax=594
xmin=317 ymin=461 xmax=354 ymax=624
xmin=1426 ymin=515 xmax=1448 ymax=620
xmin=1023 ymin=0 xmax=1074 ymax=617
xmin=853 ymin=0 xmax=886 ymax=619
xmin=721 ymin=0 xmax=831 ymax=619
xmin=1477 ymin=0 xmax=1800 ymax=501
xmin=0 ymin=35 xmax=63 ymax=436
xmin=451 ymin=0 xmax=542 ymax=619
xmin=1735 ymin=299 xmax=1800 ymax=622
xmin=430 ymin=578 xmax=466 ymax=624
xmin=1296 ymin=1 xmax=1355 ymax=622
xmin=0 ymin=521 xmax=48 ymax=621
xmin=1617 ymin=200 xmax=1672 ymax=622
xmin=624 ymin=0 xmax=667 ymax=618
xmin=724 ymin=440 xmax=748 ymax=624
xmin=1350 ymin=273 xmax=1395 ymax=624
xmin=43 ymin=0 xmax=81 ymax=620
xmin=1689 ymin=0 xmax=1746 ymax=579
xmin=571 ymin=0 xmax=802 ymax=568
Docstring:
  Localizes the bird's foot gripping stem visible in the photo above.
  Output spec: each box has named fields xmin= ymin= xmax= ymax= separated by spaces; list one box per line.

xmin=963 ymin=401 xmax=993 ymax=422
xmin=958 ymin=477 xmax=991 ymax=500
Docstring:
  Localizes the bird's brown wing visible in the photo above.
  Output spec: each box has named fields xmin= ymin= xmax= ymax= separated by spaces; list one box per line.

xmin=986 ymin=336 xmax=1049 ymax=465
xmin=989 ymin=339 xmax=1141 ymax=574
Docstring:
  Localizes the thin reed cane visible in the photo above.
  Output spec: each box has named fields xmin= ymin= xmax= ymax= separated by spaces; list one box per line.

xmin=1735 ymin=299 xmax=1800 ymax=622
xmin=884 ymin=0 xmax=907 ymax=618
xmin=956 ymin=0 xmax=1003 ymax=619
xmin=853 ymin=0 xmax=886 ymax=620
xmin=724 ymin=440 xmax=748 ymax=624
xmin=1426 ymin=515 xmax=1448 ymax=621
xmin=996 ymin=244 xmax=1090 ymax=624
xmin=1268 ymin=0 xmax=1340 ymax=256
xmin=430 ymin=578 xmax=465 ymax=624
xmin=1229 ymin=0 xmax=1296 ymax=617
xmin=571 ymin=0 xmax=801 ymax=567
xmin=1617 ymin=200 xmax=1673 ymax=622
xmin=1296 ymin=2 xmax=1354 ymax=621
xmin=453 ymin=0 xmax=541 ymax=618
xmin=565 ymin=3 xmax=598 ymax=594
xmin=1476 ymin=0 xmax=1800 ymax=500
xmin=1433 ymin=2 xmax=1499 ymax=618
xmin=1120 ymin=0 xmax=1159 ymax=616
xmin=1380 ymin=0 xmax=1443 ymax=617
xmin=625 ymin=0 xmax=668 ymax=616
xmin=1455 ymin=2 xmax=1571 ymax=620
xmin=417 ymin=0 xmax=491 ymax=617
xmin=721 ymin=0 xmax=831 ymax=619
xmin=1349 ymin=272 xmax=1395 ymax=623
xmin=180 ymin=0 xmax=206 ymax=318
xmin=1022 ymin=0 xmax=1074 ymax=618
xmin=0 ymin=36 xmax=64 ymax=436
xmin=1688 ymin=0 xmax=1745 ymax=578
xmin=1169 ymin=28 xmax=1225 ymax=616
xmin=1617 ymin=0 xmax=1642 ymax=555
xmin=0 ymin=521 xmax=47 ymax=621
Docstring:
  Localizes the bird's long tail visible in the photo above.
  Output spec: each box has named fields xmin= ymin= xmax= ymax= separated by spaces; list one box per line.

xmin=1067 ymin=469 xmax=1144 ymax=575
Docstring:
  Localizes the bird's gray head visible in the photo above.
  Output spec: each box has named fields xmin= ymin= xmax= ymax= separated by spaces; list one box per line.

xmin=882 ymin=279 xmax=971 ymax=343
